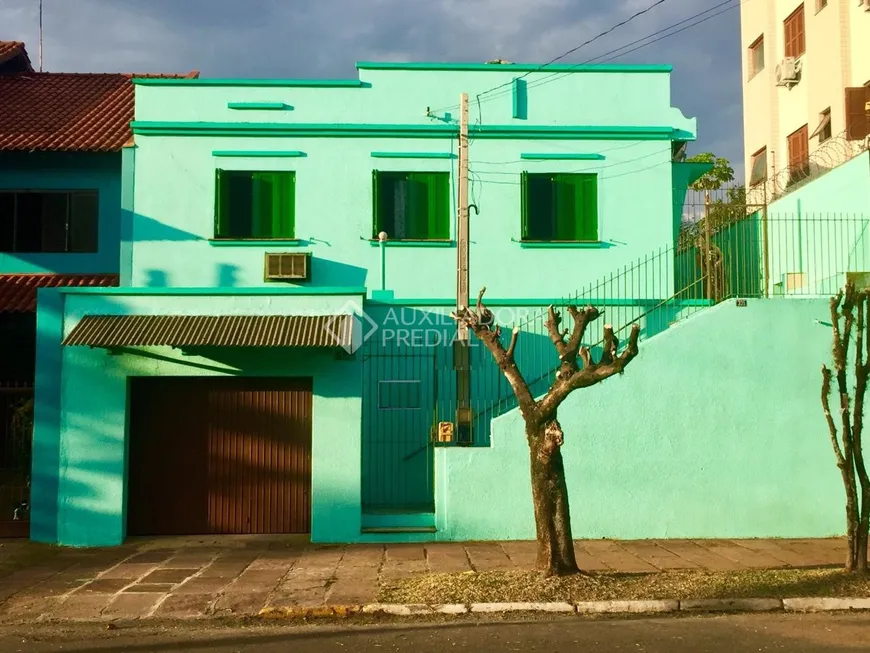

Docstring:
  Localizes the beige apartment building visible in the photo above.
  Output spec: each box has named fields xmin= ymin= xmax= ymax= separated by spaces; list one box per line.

xmin=740 ymin=0 xmax=870 ymax=196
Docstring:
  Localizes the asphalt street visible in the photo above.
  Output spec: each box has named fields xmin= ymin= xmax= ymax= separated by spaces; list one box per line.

xmin=1 ymin=613 xmax=869 ymax=652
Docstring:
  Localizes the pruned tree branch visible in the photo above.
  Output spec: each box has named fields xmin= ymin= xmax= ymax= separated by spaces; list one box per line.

xmin=452 ymin=287 xmax=535 ymax=417
xmin=537 ymin=322 xmax=640 ymax=419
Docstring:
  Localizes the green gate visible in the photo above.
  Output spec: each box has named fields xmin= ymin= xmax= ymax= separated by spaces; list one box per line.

xmin=361 ymin=341 xmax=436 ymax=512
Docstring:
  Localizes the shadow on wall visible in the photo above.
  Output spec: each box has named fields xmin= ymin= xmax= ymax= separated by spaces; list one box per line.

xmin=132 ymin=214 xmax=200 ymax=242
xmin=32 ymin=329 xmax=361 ymax=543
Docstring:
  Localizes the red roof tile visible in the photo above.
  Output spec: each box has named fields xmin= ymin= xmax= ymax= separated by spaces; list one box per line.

xmin=0 ymin=67 xmax=198 ymax=152
xmin=0 ymin=274 xmax=119 ymax=313
xmin=0 ymin=41 xmax=33 ymax=72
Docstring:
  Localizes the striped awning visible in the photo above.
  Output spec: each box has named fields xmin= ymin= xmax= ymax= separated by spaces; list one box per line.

xmin=62 ymin=314 xmax=354 ymax=348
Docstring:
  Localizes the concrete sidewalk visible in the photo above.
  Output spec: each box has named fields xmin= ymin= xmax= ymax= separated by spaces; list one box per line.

xmin=0 ymin=537 xmax=846 ymax=622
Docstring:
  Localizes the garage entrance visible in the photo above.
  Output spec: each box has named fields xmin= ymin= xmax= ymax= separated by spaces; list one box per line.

xmin=127 ymin=377 xmax=312 ymax=536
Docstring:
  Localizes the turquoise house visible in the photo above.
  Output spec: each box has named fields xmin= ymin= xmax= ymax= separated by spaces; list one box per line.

xmin=31 ymin=61 xmax=717 ymax=547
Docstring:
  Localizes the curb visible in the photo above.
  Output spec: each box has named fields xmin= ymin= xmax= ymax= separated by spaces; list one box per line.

xmin=256 ymin=597 xmax=870 ymax=619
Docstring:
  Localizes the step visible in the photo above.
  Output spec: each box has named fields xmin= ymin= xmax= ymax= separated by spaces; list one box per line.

xmin=361 ymin=511 xmax=436 ymax=532
xmin=360 ymin=526 xmax=438 ymax=534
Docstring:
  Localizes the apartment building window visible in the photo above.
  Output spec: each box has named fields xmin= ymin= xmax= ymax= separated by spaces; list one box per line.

xmin=214 ymin=170 xmax=295 ymax=239
xmin=748 ymin=35 xmax=765 ymax=78
xmin=815 ymin=0 xmax=827 ymax=12
xmin=372 ymin=171 xmax=450 ymax=240
xmin=784 ymin=4 xmax=806 ymax=58
xmin=810 ymin=108 xmax=832 ymax=143
xmin=845 ymin=86 xmax=870 ymax=141
xmin=521 ymin=172 xmax=598 ymax=242
xmin=749 ymin=147 xmax=768 ymax=186
xmin=787 ymin=124 xmax=810 ymax=182
xmin=0 ymin=190 xmax=98 ymax=253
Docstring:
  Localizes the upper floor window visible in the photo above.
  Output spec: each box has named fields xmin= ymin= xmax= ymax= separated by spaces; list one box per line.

xmin=784 ymin=5 xmax=805 ymax=59
xmin=815 ymin=0 xmax=827 ymax=12
xmin=845 ymin=86 xmax=870 ymax=141
xmin=521 ymin=172 xmax=598 ymax=242
xmin=372 ymin=171 xmax=450 ymax=240
xmin=214 ymin=170 xmax=295 ymax=240
xmin=748 ymin=35 xmax=765 ymax=78
xmin=787 ymin=124 xmax=810 ymax=181
xmin=810 ymin=107 xmax=832 ymax=143
xmin=749 ymin=147 xmax=768 ymax=186
xmin=0 ymin=190 xmax=98 ymax=253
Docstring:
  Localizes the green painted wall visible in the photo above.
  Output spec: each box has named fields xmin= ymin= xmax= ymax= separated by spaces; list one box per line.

xmin=435 ymin=299 xmax=843 ymax=541
xmin=128 ymin=67 xmax=698 ymax=299
xmin=32 ymin=290 xmax=364 ymax=547
xmin=766 ymin=152 xmax=870 ymax=296
xmin=0 ymin=151 xmax=121 ymax=274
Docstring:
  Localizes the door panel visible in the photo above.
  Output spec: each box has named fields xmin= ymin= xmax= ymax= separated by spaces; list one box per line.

xmin=127 ymin=377 xmax=312 ymax=536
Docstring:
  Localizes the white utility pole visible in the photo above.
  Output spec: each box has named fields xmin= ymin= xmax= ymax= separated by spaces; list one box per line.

xmin=456 ymin=93 xmax=470 ymax=339
xmin=455 ymin=93 xmax=471 ymax=443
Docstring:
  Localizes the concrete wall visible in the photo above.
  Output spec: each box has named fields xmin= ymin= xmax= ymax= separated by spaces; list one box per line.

xmin=765 ymin=151 xmax=870 ymax=294
xmin=127 ymin=64 xmax=698 ymax=300
xmin=0 ymin=152 xmax=121 ymax=274
xmin=436 ymin=299 xmax=843 ymax=541
xmin=31 ymin=289 xmax=364 ymax=547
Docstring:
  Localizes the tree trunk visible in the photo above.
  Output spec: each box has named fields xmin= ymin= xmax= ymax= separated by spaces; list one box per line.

xmin=528 ymin=420 xmax=579 ymax=577
xmin=857 ymin=490 xmax=869 ymax=572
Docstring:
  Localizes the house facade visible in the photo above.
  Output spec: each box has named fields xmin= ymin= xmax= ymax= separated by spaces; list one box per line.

xmin=30 ymin=61 xmax=712 ymax=547
xmin=0 ymin=41 xmax=198 ymax=538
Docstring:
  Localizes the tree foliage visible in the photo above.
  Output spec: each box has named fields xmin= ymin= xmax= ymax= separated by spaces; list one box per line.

xmin=686 ymin=152 xmax=735 ymax=191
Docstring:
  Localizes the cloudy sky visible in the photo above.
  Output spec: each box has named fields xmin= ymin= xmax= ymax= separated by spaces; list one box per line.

xmin=1 ymin=0 xmax=744 ymax=175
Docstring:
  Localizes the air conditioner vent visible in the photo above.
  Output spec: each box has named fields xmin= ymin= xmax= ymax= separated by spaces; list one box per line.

xmin=264 ymin=252 xmax=311 ymax=281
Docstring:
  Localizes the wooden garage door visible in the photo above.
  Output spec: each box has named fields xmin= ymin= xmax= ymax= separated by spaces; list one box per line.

xmin=127 ymin=377 xmax=312 ymax=536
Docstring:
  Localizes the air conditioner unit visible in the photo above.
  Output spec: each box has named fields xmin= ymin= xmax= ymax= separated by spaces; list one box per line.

xmin=264 ymin=252 xmax=311 ymax=281
xmin=775 ymin=57 xmax=800 ymax=87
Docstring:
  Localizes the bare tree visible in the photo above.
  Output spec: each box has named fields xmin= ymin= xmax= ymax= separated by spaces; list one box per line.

xmin=453 ymin=288 xmax=640 ymax=576
xmin=821 ymin=283 xmax=870 ymax=572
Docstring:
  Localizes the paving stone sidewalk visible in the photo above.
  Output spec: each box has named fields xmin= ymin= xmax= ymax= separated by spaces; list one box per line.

xmin=0 ymin=537 xmax=845 ymax=622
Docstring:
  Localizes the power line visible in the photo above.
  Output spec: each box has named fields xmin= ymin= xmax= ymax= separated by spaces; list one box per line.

xmin=427 ymin=0 xmax=673 ymax=115
xmin=476 ymin=0 xmax=739 ymax=106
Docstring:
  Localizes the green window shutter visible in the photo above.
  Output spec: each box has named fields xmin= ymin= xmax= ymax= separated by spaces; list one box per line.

xmin=576 ymin=174 xmax=598 ymax=241
xmin=553 ymin=174 xmax=576 ymax=241
xmin=215 ymin=169 xmax=229 ymax=237
xmin=406 ymin=172 xmax=429 ymax=239
xmin=372 ymin=170 xmax=380 ymax=238
xmin=429 ymin=172 xmax=450 ymax=240
xmin=408 ymin=172 xmax=449 ymax=240
xmin=552 ymin=174 xmax=598 ymax=241
xmin=250 ymin=172 xmax=294 ymax=239
xmin=520 ymin=171 xmax=529 ymax=240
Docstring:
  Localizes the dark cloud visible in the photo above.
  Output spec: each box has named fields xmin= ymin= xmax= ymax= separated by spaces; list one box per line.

xmin=1 ymin=0 xmax=743 ymax=174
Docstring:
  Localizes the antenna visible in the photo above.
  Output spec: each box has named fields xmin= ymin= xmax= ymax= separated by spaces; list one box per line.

xmin=38 ymin=0 xmax=43 ymax=72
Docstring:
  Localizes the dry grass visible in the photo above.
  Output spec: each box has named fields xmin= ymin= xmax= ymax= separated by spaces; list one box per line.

xmin=379 ymin=568 xmax=870 ymax=604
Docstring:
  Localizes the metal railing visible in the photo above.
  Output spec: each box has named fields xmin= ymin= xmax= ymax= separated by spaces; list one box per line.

xmin=472 ymin=209 xmax=870 ymax=431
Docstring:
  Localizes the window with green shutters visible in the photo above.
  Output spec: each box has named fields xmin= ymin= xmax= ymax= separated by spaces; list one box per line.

xmin=372 ymin=171 xmax=450 ymax=240
xmin=520 ymin=172 xmax=598 ymax=242
xmin=214 ymin=170 xmax=295 ymax=239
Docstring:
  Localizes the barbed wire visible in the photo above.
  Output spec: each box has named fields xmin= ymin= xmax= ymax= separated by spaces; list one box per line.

xmin=746 ymin=129 xmax=870 ymax=204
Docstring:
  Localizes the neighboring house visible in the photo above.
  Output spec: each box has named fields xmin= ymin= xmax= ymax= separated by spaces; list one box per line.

xmin=0 ymin=41 xmax=196 ymax=537
xmin=740 ymin=1 xmax=870 ymax=193
xmin=30 ymin=60 xmax=709 ymax=547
